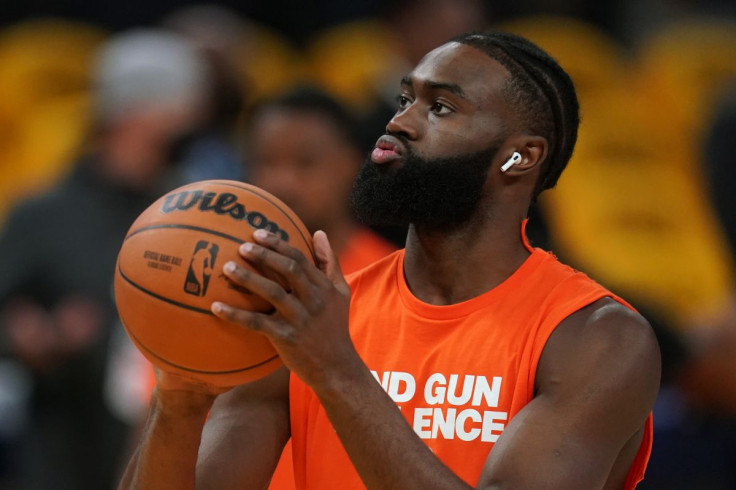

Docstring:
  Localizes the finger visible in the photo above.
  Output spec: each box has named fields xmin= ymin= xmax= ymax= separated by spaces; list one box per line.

xmin=235 ymin=245 xmax=290 ymax=292
xmin=313 ymin=230 xmax=350 ymax=298
xmin=222 ymin=261 xmax=305 ymax=319
xmin=211 ymin=301 xmax=296 ymax=345
xmin=244 ymin=231 xmax=323 ymax=298
xmin=237 ymin=235 xmax=290 ymax=289
xmin=252 ymin=229 xmax=325 ymax=283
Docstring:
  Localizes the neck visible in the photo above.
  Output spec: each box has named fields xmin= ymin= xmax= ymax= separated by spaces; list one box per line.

xmin=402 ymin=208 xmax=531 ymax=305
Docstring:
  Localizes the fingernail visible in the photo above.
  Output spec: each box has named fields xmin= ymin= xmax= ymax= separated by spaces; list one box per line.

xmin=240 ymin=243 xmax=253 ymax=254
xmin=254 ymin=229 xmax=269 ymax=239
xmin=224 ymin=261 xmax=236 ymax=273
xmin=212 ymin=302 xmax=223 ymax=313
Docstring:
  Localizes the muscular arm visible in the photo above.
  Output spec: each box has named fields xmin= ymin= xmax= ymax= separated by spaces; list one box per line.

xmin=314 ymin=356 xmax=473 ymax=489
xmin=478 ymin=298 xmax=660 ymax=489
xmin=118 ymin=366 xmax=290 ymax=490
xmin=197 ymin=367 xmax=291 ymax=488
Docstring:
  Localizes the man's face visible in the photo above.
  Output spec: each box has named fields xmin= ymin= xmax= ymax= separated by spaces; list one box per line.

xmin=352 ymin=42 xmax=512 ymax=229
xmin=248 ymin=109 xmax=360 ymax=233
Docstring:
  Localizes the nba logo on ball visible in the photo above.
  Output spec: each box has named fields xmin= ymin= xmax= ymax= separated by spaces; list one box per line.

xmin=184 ymin=241 xmax=219 ymax=297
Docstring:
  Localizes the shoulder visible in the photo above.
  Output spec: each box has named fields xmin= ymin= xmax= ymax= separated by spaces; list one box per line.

xmin=478 ymin=298 xmax=658 ymax=489
xmin=532 ymin=252 xmax=639 ymax=331
xmin=562 ymin=298 xmax=659 ymax=363
xmin=521 ymin=248 xmax=609 ymax=304
xmin=537 ymin=297 xmax=661 ymax=406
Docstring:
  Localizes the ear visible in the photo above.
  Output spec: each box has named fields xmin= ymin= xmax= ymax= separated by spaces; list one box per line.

xmin=497 ymin=135 xmax=548 ymax=175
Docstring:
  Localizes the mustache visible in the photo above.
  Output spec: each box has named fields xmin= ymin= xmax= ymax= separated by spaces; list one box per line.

xmin=385 ymin=132 xmax=413 ymax=155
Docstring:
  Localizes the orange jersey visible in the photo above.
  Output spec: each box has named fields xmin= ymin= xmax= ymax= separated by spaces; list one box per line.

xmin=268 ymin=227 xmax=396 ymax=490
xmin=288 ymin=236 xmax=652 ymax=488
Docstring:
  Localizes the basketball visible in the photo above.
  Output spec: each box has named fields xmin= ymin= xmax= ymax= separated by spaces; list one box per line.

xmin=114 ymin=180 xmax=315 ymax=387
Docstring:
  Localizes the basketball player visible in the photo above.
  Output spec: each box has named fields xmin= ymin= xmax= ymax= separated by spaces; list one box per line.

xmin=119 ymin=31 xmax=660 ymax=489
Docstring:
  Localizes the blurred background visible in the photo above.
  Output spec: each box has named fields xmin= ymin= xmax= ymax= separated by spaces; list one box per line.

xmin=0 ymin=0 xmax=735 ymax=488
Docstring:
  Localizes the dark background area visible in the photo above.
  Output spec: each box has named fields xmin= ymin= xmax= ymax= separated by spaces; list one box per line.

xmin=3 ymin=0 xmax=734 ymax=46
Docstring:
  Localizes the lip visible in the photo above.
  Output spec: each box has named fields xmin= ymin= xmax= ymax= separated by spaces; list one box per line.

xmin=371 ymin=135 xmax=407 ymax=164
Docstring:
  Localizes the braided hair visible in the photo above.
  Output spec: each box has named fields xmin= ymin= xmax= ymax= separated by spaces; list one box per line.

xmin=450 ymin=31 xmax=580 ymax=200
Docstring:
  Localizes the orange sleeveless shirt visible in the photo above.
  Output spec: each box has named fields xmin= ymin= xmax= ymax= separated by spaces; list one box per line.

xmin=288 ymin=233 xmax=653 ymax=489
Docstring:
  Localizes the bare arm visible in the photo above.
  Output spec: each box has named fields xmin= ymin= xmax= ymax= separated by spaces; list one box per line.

xmin=313 ymin=353 xmax=473 ymax=489
xmin=477 ymin=299 xmax=660 ymax=489
xmin=118 ymin=366 xmax=290 ymax=490
xmin=117 ymin=371 xmax=219 ymax=490
xmin=214 ymin=230 xmax=660 ymax=489
xmin=196 ymin=367 xmax=291 ymax=488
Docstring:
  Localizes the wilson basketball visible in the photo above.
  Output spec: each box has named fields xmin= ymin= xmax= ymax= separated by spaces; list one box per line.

xmin=114 ymin=180 xmax=314 ymax=387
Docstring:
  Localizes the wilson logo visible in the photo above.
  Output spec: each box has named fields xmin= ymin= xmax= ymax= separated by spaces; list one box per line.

xmin=162 ymin=190 xmax=290 ymax=241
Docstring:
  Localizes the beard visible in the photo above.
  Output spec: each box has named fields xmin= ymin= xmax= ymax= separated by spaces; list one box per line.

xmin=350 ymin=138 xmax=500 ymax=231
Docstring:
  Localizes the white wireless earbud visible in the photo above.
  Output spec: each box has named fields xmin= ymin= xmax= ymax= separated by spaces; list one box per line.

xmin=500 ymin=151 xmax=523 ymax=173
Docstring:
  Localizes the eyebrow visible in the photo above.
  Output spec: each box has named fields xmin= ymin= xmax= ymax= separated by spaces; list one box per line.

xmin=400 ymin=75 xmax=469 ymax=101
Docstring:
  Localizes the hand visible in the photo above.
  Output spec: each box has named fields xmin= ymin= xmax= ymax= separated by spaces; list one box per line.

xmin=211 ymin=229 xmax=360 ymax=390
xmin=151 ymin=367 xmax=231 ymax=416
xmin=154 ymin=367 xmax=233 ymax=397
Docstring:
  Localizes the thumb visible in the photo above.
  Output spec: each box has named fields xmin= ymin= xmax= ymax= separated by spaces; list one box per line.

xmin=313 ymin=230 xmax=350 ymax=297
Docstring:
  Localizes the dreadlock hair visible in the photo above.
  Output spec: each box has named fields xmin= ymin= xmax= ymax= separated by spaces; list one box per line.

xmin=449 ymin=31 xmax=580 ymax=200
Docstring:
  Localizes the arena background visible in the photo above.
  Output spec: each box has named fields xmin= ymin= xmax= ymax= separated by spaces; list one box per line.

xmin=0 ymin=1 xmax=735 ymax=489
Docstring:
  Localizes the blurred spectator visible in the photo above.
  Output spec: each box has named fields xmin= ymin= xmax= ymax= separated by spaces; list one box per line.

xmin=161 ymin=4 xmax=248 ymax=185
xmin=245 ymin=86 xmax=396 ymax=274
xmin=243 ymin=87 xmax=397 ymax=490
xmin=0 ymin=28 xmax=206 ymax=489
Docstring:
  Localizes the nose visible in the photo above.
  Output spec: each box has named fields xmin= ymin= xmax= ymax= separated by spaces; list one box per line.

xmin=385 ymin=106 xmax=420 ymax=141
